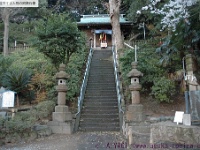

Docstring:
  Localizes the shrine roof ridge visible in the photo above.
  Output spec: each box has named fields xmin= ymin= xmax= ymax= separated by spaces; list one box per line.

xmin=77 ymin=14 xmax=132 ymax=25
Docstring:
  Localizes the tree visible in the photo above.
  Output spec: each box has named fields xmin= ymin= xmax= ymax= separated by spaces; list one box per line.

xmin=2 ymin=69 xmax=32 ymax=107
xmin=35 ymin=13 xmax=85 ymax=67
xmin=139 ymin=0 xmax=197 ymax=31
xmin=1 ymin=8 xmax=10 ymax=56
xmin=0 ymin=8 xmax=24 ymax=56
xmin=109 ymin=0 xmax=123 ymax=50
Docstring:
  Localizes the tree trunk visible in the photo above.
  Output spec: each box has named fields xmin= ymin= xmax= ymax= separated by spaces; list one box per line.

xmin=2 ymin=8 xmax=10 ymax=56
xmin=109 ymin=0 xmax=123 ymax=50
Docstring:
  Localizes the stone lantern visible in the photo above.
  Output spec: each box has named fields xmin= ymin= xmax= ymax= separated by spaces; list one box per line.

xmin=127 ymin=62 xmax=143 ymax=104
xmin=126 ymin=62 xmax=145 ymax=121
xmin=55 ymin=63 xmax=68 ymax=105
xmin=48 ymin=63 xmax=73 ymax=134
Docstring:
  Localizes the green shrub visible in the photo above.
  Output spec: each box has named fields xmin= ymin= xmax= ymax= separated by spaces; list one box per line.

xmin=66 ymin=48 xmax=87 ymax=101
xmin=8 ymin=48 xmax=56 ymax=75
xmin=34 ymin=100 xmax=56 ymax=119
xmin=120 ymin=41 xmax=177 ymax=103
xmin=1 ymin=49 xmax=56 ymax=104
xmin=0 ymin=100 xmax=55 ymax=141
xmin=151 ymin=77 xmax=176 ymax=103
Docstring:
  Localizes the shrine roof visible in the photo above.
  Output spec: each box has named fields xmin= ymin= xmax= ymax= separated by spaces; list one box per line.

xmin=77 ymin=14 xmax=132 ymax=26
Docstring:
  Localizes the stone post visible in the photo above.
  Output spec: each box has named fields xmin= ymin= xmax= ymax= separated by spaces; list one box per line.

xmin=48 ymin=63 xmax=73 ymax=134
xmin=125 ymin=62 xmax=145 ymax=121
xmin=185 ymin=54 xmax=198 ymax=91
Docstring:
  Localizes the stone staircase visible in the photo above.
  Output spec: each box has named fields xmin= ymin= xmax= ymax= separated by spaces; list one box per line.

xmin=79 ymin=49 xmax=120 ymax=131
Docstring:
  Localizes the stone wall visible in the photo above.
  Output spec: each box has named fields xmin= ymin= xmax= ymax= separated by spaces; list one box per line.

xmin=150 ymin=121 xmax=200 ymax=145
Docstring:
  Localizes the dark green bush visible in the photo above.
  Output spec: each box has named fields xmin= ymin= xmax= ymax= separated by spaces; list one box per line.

xmin=151 ymin=77 xmax=176 ymax=103
xmin=120 ymin=42 xmax=177 ymax=103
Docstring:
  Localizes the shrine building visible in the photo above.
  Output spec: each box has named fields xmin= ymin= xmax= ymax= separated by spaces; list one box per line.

xmin=77 ymin=14 xmax=132 ymax=48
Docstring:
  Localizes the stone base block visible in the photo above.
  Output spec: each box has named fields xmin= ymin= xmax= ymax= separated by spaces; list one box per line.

xmin=55 ymin=105 xmax=69 ymax=112
xmin=53 ymin=112 xmax=72 ymax=122
xmin=127 ymin=122 xmax=150 ymax=145
xmin=127 ymin=104 xmax=144 ymax=112
xmin=47 ymin=121 xmax=73 ymax=134
xmin=150 ymin=121 xmax=200 ymax=144
xmin=126 ymin=104 xmax=145 ymax=121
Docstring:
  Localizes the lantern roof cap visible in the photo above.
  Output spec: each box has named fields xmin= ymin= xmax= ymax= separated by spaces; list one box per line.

xmin=127 ymin=62 xmax=143 ymax=78
xmin=56 ymin=63 xmax=69 ymax=79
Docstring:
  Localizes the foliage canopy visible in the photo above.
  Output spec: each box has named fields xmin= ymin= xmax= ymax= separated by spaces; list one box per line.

xmin=35 ymin=13 xmax=86 ymax=67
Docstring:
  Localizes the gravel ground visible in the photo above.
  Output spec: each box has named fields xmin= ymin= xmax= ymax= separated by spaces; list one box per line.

xmin=1 ymin=132 xmax=191 ymax=150
xmin=1 ymin=132 xmax=130 ymax=150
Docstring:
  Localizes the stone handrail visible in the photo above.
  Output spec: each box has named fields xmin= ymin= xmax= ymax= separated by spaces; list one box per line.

xmin=112 ymin=45 xmax=125 ymax=130
xmin=74 ymin=47 xmax=93 ymax=131
xmin=75 ymin=48 xmax=93 ymax=116
xmin=112 ymin=46 xmax=124 ymax=113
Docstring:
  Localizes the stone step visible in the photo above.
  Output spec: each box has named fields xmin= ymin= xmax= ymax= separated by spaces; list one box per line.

xmin=81 ymin=111 xmax=118 ymax=116
xmin=88 ymin=76 xmax=115 ymax=79
xmin=90 ymin=63 xmax=113 ymax=67
xmin=84 ymin=98 xmax=117 ymax=102
xmin=91 ymin=61 xmax=112 ymax=63
xmin=85 ymin=93 xmax=117 ymax=97
xmin=90 ymin=66 xmax=114 ymax=71
xmin=89 ymin=70 xmax=114 ymax=74
xmin=83 ymin=99 xmax=117 ymax=103
xmin=88 ymin=75 xmax=115 ymax=79
xmin=92 ymin=53 xmax=111 ymax=55
xmin=92 ymin=54 xmax=112 ymax=57
xmin=86 ymin=83 xmax=116 ymax=87
xmin=84 ymin=101 xmax=118 ymax=106
xmin=83 ymin=106 xmax=118 ymax=111
xmin=86 ymin=86 xmax=116 ymax=90
xmin=87 ymin=79 xmax=115 ymax=83
xmin=80 ymin=118 xmax=119 ymax=123
xmin=85 ymin=89 xmax=116 ymax=92
xmin=80 ymin=113 xmax=119 ymax=119
xmin=92 ymin=56 xmax=112 ymax=58
xmin=90 ymin=64 xmax=113 ymax=67
xmin=86 ymin=87 xmax=116 ymax=91
xmin=86 ymin=88 xmax=116 ymax=90
xmin=85 ymin=92 xmax=116 ymax=97
xmin=79 ymin=122 xmax=119 ymax=128
xmin=84 ymin=96 xmax=117 ymax=100
xmin=79 ymin=126 xmax=120 ymax=132
xmin=89 ymin=71 xmax=114 ymax=74
xmin=79 ymin=121 xmax=119 ymax=126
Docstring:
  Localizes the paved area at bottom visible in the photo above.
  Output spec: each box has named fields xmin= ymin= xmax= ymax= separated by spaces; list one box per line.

xmin=1 ymin=132 xmax=192 ymax=150
xmin=1 ymin=132 xmax=129 ymax=150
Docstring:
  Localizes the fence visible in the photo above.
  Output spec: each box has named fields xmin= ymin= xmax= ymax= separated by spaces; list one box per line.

xmin=125 ymin=39 xmax=156 ymax=47
xmin=8 ymin=46 xmax=31 ymax=53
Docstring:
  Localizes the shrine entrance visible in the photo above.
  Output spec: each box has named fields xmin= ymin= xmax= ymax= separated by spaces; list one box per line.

xmin=93 ymin=30 xmax=112 ymax=48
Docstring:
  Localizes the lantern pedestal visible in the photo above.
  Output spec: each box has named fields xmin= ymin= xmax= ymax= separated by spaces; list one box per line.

xmin=48 ymin=103 xmax=73 ymax=134
xmin=48 ymin=105 xmax=73 ymax=134
xmin=52 ymin=106 xmax=72 ymax=122
xmin=47 ymin=120 xmax=73 ymax=134
xmin=126 ymin=104 xmax=145 ymax=122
